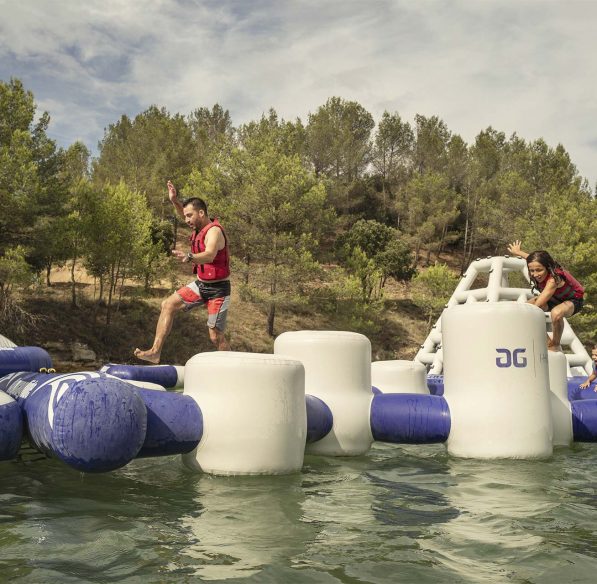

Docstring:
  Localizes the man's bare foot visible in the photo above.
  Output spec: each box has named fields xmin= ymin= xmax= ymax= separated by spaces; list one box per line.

xmin=134 ymin=348 xmax=161 ymax=364
xmin=547 ymin=344 xmax=563 ymax=352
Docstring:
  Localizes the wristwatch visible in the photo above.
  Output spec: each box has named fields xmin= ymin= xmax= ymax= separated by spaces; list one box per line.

xmin=186 ymin=252 xmax=193 ymax=262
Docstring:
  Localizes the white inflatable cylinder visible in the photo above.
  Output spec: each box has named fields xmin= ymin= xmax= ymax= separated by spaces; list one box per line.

xmin=371 ymin=360 xmax=429 ymax=394
xmin=548 ymin=351 xmax=573 ymax=447
xmin=274 ymin=331 xmax=373 ymax=456
xmin=182 ymin=352 xmax=306 ymax=475
xmin=443 ymin=303 xmax=552 ymax=459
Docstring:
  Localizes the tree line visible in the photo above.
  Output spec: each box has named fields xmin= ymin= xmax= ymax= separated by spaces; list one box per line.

xmin=2 ymin=77 xmax=596 ymax=339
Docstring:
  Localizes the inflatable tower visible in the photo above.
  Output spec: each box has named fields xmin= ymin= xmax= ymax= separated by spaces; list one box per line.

xmin=414 ymin=255 xmax=592 ymax=377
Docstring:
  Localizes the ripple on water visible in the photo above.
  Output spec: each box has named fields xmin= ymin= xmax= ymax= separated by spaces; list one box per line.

xmin=1 ymin=444 xmax=597 ymax=582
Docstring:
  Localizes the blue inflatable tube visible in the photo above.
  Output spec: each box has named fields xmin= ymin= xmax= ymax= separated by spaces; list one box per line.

xmin=0 ymin=372 xmax=147 ymax=472
xmin=567 ymin=377 xmax=597 ymax=401
xmin=370 ymin=393 xmax=451 ymax=444
xmin=571 ymin=400 xmax=597 ymax=442
xmin=305 ymin=395 xmax=333 ymax=443
xmin=0 ymin=393 xmax=23 ymax=460
xmin=0 ymin=346 xmax=52 ymax=377
xmin=101 ymin=363 xmax=181 ymax=389
xmin=135 ymin=388 xmax=202 ymax=457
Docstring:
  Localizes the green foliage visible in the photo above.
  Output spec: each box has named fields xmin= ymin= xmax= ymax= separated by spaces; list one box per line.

xmin=0 ymin=78 xmax=45 ymax=251
xmin=345 ymin=246 xmax=381 ymax=302
xmin=80 ymin=181 xmax=158 ymax=321
xmin=398 ymin=172 xmax=460 ymax=262
xmin=0 ymin=245 xmax=37 ymax=336
xmin=238 ymin=109 xmax=307 ymax=160
xmin=93 ymin=106 xmax=195 ymax=217
xmin=0 ymin=245 xmax=33 ymax=293
xmin=306 ymin=96 xmax=374 ymax=184
xmin=3 ymin=77 xmax=597 ymax=348
xmin=373 ymin=112 xmax=414 ymax=180
xmin=191 ymin=113 xmax=336 ymax=335
xmin=413 ymin=115 xmax=451 ymax=174
xmin=312 ymin=266 xmax=382 ymax=336
xmin=336 ymin=219 xmax=415 ymax=300
xmin=411 ymin=264 xmax=459 ymax=328
xmin=337 ymin=219 xmax=396 ymax=259
xmin=0 ymin=77 xmax=67 ymax=331
xmin=188 ymin=103 xmax=234 ymax=168
xmin=0 ymin=78 xmax=36 ymax=144
xmin=375 ymin=239 xmax=416 ymax=282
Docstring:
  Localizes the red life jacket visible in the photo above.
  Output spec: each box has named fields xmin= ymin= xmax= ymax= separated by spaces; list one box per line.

xmin=189 ymin=219 xmax=230 ymax=281
xmin=537 ymin=268 xmax=584 ymax=301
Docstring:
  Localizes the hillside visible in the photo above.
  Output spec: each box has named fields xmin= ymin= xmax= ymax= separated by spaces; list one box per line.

xmin=7 ymin=260 xmax=432 ymax=373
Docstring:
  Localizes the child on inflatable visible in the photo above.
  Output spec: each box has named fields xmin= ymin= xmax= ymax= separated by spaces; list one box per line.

xmin=579 ymin=346 xmax=597 ymax=390
xmin=507 ymin=241 xmax=584 ymax=352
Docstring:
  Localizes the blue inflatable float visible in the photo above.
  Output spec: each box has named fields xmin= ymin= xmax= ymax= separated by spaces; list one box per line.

xmin=0 ymin=391 xmax=23 ymax=460
xmin=0 ymin=371 xmax=147 ymax=472
xmin=100 ymin=363 xmax=182 ymax=389
xmin=0 ymin=370 xmax=203 ymax=471
xmin=0 ymin=346 xmax=52 ymax=377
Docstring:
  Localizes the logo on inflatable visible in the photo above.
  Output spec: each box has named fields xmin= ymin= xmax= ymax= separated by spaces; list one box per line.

xmin=495 ymin=348 xmax=527 ymax=368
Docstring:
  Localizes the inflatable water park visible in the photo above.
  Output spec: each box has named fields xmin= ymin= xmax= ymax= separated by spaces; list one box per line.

xmin=1 ymin=255 xmax=597 ymax=475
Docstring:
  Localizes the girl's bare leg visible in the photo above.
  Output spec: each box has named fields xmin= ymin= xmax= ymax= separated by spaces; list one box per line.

xmin=548 ymin=301 xmax=574 ymax=351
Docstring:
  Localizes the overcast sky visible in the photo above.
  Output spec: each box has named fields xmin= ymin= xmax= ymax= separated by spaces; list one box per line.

xmin=1 ymin=0 xmax=595 ymax=189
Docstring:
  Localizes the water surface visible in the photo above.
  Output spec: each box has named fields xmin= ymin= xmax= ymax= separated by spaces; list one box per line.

xmin=1 ymin=443 xmax=596 ymax=583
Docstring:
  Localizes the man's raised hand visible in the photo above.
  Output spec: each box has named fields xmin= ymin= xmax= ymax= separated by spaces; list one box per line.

xmin=167 ymin=180 xmax=178 ymax=202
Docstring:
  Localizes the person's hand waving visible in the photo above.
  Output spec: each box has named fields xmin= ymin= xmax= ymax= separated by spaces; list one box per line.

xmin=507 ymin=240 xmax=524 ymax=257
xmin=167 ymin=180 xmax=178 ymax=203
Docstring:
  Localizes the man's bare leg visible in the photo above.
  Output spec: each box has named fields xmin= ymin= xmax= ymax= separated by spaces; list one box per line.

xmin=209 ymin=327 xmax=230 ymax=351
xmin=135 ymin=294 xmax=185 ymax=363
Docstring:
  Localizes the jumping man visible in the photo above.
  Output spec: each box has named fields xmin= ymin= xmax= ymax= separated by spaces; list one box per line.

xmin=134 ymin=181 xmax=231 ymax=363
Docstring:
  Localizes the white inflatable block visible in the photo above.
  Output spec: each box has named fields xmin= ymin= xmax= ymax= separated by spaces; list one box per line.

xmin=548 ymin=351 xmax=572 ymax=447
xmin=443 ymin=303 xmax=553 ymax=459
xmin=173 ymin=365 xmax=185 ymax=389
xmin=371 ymin=360 xmax=429 ymax=394
xmin=182 ymin=352 xmax=306 ymax=475
xmin=274 ymin=331 xmax=373 ymax=456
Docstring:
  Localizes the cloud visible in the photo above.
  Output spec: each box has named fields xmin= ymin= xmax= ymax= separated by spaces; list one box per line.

xmin=0 ymin=0 xmax=595 ymax=187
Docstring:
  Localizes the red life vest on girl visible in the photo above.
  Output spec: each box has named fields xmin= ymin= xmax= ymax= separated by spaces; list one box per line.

xmin=536 ymin=268 xmax=584 ymax=301
xmin=189 ymin=219 xmax=230 ymax=281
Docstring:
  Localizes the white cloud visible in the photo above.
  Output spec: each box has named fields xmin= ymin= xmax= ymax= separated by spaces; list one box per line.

xmin=0 ymin=0 xmax=595 ymax=187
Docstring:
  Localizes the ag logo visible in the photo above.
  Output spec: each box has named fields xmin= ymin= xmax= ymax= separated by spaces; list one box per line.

xmin=496 ymin=348 xmax=527 ymax=368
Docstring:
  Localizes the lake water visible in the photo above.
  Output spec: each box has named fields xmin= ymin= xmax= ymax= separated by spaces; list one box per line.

xmin=1 ymin=443 xmax=596 ymax=583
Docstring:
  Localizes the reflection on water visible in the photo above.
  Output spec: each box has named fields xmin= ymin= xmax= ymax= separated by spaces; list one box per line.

xmin=415 ymin=447 xmax=597 ymax=583
xmin=178 ymin=474 xmax=314 ymax=580
xmin=1 ymin=443 xmax=597 ymax=582
xmin=418 ymin=458 xmax=555 ymax=582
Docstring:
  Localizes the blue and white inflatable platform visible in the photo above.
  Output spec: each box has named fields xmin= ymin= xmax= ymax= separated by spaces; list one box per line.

xmin=2 ymin=256 xmax=597 ymax=475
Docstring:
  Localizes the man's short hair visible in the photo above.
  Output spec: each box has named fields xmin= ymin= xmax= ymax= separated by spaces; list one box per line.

xmin=182 ymin=197 xmax=208 ymax=213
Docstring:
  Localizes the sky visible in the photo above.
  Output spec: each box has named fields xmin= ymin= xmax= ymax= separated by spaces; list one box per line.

xmin=1 ymin=0 xmax=595 ymax=189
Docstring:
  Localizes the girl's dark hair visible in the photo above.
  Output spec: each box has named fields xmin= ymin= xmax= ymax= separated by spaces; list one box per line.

xmin=526 ymin=250 xmax=562 ymax=288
